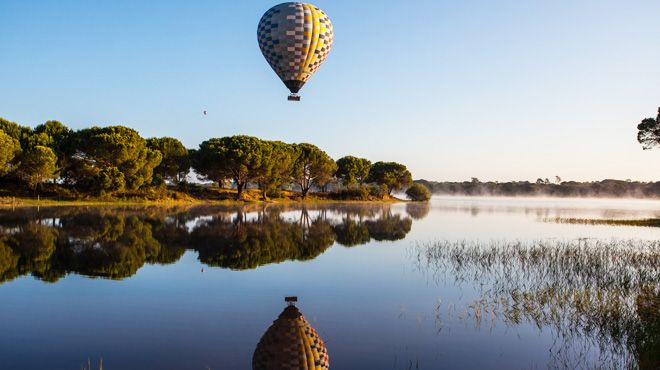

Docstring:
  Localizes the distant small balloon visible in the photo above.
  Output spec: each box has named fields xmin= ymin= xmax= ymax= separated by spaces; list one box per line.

xmin=203 ymin=110 xmax=207 ymax=115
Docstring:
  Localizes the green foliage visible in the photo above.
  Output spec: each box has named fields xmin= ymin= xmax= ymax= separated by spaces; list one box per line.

xmin=0 ymin=118 xmax=417 ymax=201
xmin=367 ymin=161 xmax=413 ymax=195
xmin=192 ymin=136 xmax=264 ymax=198
xmin=368 ymin=184 xmax=389 ymax=199
xmin=329 ymin=187 xmax=370 ymax=200
xmin=15 ymin=146 xmax=58 ymax=190
xmin=0 ymin=130 xmax=21 ymax=176
xmin=254 ymin=140 xmax=295 ymax=200
xmin=291 ymin=143 xmax=337 ymax=197
xmin=146 ymin=137 xmax=190 ymax=183
xmin=336 ymin=155 xmax=371 ymax=187
xmin=405 ymin=183 xmax=431 ymax=201
xmin=94 ymin=167 xmax=126 ymax=193
xmin=0 ymin=118 xmax=30 ymax=143
xmin=637 ymin=108 xmax=660 ymax=150
xmin=67 ymin=126 xmax=162 ymax=191
xmin=33 ymin=120 xmax=72 ymax=160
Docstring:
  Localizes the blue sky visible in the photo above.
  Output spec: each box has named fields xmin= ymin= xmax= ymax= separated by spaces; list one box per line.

xmin=1 ymin=0 xmax=659 ymax=181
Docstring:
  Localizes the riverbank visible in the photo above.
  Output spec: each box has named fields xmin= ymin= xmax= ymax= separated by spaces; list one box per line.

xmin=0 ymin=188 xmax=406 ymax=207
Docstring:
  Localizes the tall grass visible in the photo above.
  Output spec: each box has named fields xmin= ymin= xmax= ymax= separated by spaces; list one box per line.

xmin=414 ymin=239 xmax=660 ymax=369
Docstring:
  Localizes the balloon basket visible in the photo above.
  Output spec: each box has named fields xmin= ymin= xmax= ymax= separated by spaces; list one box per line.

xmin=287 ymin=94 xmax=301 ymax=102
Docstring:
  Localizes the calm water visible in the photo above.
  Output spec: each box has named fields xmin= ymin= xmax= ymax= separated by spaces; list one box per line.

xmin=0 ymin=197 xmax=658 ymax=370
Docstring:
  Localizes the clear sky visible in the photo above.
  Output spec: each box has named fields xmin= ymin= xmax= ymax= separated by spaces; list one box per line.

xmin=1 ymin=0 xmax=659 ymax=182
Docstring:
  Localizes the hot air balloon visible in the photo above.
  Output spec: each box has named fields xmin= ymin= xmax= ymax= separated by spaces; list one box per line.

xmin=253 ymin=297 xmax=329 ymax=370
xmin=257 ymin=2 xmax=334 ymax=101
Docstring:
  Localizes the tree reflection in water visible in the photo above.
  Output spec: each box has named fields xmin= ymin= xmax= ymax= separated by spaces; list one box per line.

xmin=415 ymin=239 xmax=660 ymax=369
xmin=0 ymin=204 xmax=416 ymax=282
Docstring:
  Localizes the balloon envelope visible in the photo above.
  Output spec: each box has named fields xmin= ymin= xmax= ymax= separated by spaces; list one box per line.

xmin=257 ymin=2 xmax=334 ymax=96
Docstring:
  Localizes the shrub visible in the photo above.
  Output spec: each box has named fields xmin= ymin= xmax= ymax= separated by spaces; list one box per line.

xmin=405 ymin=183 xmax=431 ymax=201
xmin=367 ymin=184 xmax=389 ymax=199
xmin=329 ymin=187 xmax=369 ymax=200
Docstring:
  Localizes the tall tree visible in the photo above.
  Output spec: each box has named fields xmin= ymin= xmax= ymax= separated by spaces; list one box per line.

xmin=146 ymin=137 xmax=191 ymax=183
xmin=0 ymin=118 xmax=30 ymax=144
xmin=336 ymin=156 xmax=371 ymax=187
xmin=367 ymin=161 xmax=413 ymax=196
xmin=0 ymin=130 xmax=21 ymax=176
xmin=192 ymin=136 xmax=263 ymax=199
xmin=291 ymin=143 xmax=337 ymax=198
xmin=254 ymin=141 xmax=294 ymax=201
xmin=66 ymin=126 xmax=161 ymax=191
xmin=15 ymin=146 xmax=58 ymax=192
xmin=637 ymin=107 xmax=660 ymax=149
xmin=33 ymin=120 xmax=72 ymax=159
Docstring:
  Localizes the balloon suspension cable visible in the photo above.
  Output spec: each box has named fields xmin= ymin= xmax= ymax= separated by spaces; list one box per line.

xmin=287 ymin=94 xmax=301 ymax=102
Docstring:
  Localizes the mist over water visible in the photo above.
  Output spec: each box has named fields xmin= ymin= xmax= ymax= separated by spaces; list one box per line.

xmin=0 ymin=198 xmax=657 ymax=369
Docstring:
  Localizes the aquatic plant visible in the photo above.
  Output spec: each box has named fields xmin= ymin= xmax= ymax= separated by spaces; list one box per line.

xmin=415 ymin=239 xmax=660 ymax=369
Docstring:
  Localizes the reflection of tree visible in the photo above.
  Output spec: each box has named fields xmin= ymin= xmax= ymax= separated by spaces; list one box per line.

xmin=0 ymin=204 xmax=417 ymax=282
xmin=333 ymin=219 xmax=370 ymax=247
xmin=192 ymin=211 xmax=336 ymax=270
xmin=405 ymin=202 xmax=430 ymax=220
xmin=60 ymin=215 xmax=161 ymax=279
xmin=5 ymin=221 xmax=63 ymax=281
xmin=415 ymin=239 xmax=660 ymax=369
xmin=0 ymin=237 xmax=19 ymax=281
xmin=365 ymin=213 xmax=412 ymax=241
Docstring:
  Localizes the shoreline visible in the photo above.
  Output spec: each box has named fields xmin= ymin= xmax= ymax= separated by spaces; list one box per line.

xmin=0 ymin=196 xmax=408 ymax=208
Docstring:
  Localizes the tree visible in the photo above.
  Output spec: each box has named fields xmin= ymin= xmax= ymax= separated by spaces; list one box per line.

xmin=146 ymin=137 xmax=191 ymax=184
xmin=0 ymin=130 xmax=21 ymax=176
xmin=637 ymin=108 xmax=660 ymax=149
xmin=336 ymin=156 xmax=371 ymax=187
xmin=253 ymin=141 xmax=294 ymax=201
xmin=15 ymin=146 xmax=58 ymax=192
xmin=290 ymin=143 xmax=337 ymax=198
xmin=366 ymin=161 xmax=413 ymax=196
xmin=405 ymin=183 xmax=431 ymax=201
xmin=0 ymin=118 xmax=31 ymax=145
xmin=66 ymin=126 xmax=162 ymax=191
xmin=192 ymin=136 xmax=263 ymax=199
xmin=33 ymin=120 xmax=72 ymax=161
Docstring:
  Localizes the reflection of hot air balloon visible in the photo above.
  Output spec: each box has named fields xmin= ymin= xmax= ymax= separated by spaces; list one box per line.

xmin=253 ymin=297 xmax=329 ymax=370
xmin=257 ymin=2 xmax=334 ymax=101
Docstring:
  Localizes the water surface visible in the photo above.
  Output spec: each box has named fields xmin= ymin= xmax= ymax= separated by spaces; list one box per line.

xmin=0 ymin=198 xmax=658 ymax=369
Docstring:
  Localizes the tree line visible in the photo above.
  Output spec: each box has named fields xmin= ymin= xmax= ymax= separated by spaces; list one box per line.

xmin=416 ymin=178 xmax=660 ymax=198
xmin=0 ymin=118 xmax=417 ymax=200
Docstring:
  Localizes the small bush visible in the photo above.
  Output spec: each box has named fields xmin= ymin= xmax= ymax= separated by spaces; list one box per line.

xmin=406 ymin=183 xmax=431 ymax=201
xmin=367 ymin=184 xmax=388 ymax=199
xmin=329 ymin=187 xmax=369 ymax=200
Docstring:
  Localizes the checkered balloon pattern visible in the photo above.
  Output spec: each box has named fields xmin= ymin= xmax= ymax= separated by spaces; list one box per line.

xmin=253 ymin=305 xmax=330 ymax=370
xmin=257 ymin=2 xmax=334 ymax=94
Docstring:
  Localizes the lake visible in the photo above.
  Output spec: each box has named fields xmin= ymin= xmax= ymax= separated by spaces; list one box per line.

xmin=0 ymin=197 xmax=658 ymax=370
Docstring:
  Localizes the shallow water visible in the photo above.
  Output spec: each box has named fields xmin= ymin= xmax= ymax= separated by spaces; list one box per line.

xmin=0 ymin=197 xmax=658 ymax=369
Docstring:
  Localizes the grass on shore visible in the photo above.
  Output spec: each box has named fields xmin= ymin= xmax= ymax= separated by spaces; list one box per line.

xmin=0 ymin=186 xmax=405 ymax=207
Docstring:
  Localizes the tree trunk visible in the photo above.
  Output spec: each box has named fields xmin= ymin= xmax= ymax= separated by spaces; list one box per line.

xmin=236 ymin=181 xmax=244 ymax=200
xmin=259 ymin=183 xmax=268 ymax=201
